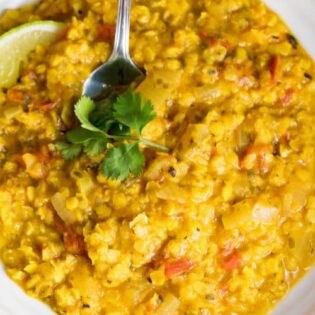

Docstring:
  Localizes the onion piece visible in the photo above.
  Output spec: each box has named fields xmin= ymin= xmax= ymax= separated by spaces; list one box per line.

xmin=155 ymin=182 xmax=187 ymax=204
xmin=51 ymin=192 xmax=76 ymax=225
xmin=252 ymin=202 xmax=279 ymax=224
xmin=155 ymin=293 xmax=180 ymax=315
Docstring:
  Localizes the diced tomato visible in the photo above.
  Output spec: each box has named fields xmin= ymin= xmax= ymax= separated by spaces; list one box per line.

xmin=7 ymin=88 xmax=25 ymax=103
xmin=269 ymin=55 xmax=281 ymax=84
xmin=14 ymin=154 xmax=25 ymax=167
xmin=38 ymin=101 xmax=57 ymax=112
xmin=98 ymin=24 xmax=116 ymax=41
xmin=221 ymin=39 xmax=232 ymax=51
xmin=33 ymin=145 xmax=51 ymax=164
xmin=29 ymin=100 xmax=57 ymax=112
xmin=221 ymin=246 xmax=234 ymax=258
xmin=164 ymin=258 xmax=195 ymax=278
xmin=54 ymin=214 xmax=67 ymax=235
xmin=199 ymin=31 xmax=209 ymax=40
xmin=219 ymin=282 xmax=229 ymax=295
xmin=217 ymin=65 xmax=224 ymax=78
xmin=209 ymin=37 xmax=219 ymax=47
xmin=220 ymin=246 xmax=242 ymax=272
xmin=240 ymin=144 xmax=271 ymax=173
xmin=280 ymin=88 xmax=294 ymax=107
xmin=54 ymin=215 xmax=85 ymax=255
xmin=63 ymin=228 xmax=85 ymax=255
xmin=222 ymin=252 xmax=241 ymax=271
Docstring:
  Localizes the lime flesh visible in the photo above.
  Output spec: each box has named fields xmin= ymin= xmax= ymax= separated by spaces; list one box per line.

xmin=0 ymin=21 xmax=64 ymax=89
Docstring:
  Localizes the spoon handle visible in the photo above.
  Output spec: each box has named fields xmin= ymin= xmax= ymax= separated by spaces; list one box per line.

xmin=111 ymin=0 xmax=131 ymax=59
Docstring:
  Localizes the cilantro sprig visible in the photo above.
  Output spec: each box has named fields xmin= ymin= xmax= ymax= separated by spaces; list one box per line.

xmin=55 ymin=88 xmax=169 ymax=181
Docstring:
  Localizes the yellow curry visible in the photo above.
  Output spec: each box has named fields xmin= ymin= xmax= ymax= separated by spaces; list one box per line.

xmin=0 ymin=0 xmax=315 ymax=314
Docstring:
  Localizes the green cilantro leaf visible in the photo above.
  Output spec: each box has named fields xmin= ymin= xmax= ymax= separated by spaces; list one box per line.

xmin=55 ymin=142 xmax=82 ymax=160
xmin=74 ymin=96 xmax=103 ymax=133
xmin=113 ymin=88 xmax=156 ymax=134
xmin=66 ymin=127 xmax=102 ymax=144
xmin=56 ymin=89 xmax=168 ymax=181
xmin=127 ymin=143 xmax=145 ymax=176
xmin=90 ymin=95 xmax=116 ymax=130
xmin=108 ymin=122 xmax=131 ymax=137
xmin=83 ymin=138 xmax=108 ymax=156
xmin=66 ymin=128 xmax=108 ymax=156
xmin=102 ymin=142 xmax=144 ymax=181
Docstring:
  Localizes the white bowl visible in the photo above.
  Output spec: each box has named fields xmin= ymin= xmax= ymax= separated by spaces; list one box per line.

xmin=0 ymin=0 xmax=314 ymax=314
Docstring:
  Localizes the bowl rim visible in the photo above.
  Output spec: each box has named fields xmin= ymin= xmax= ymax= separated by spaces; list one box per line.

xmin=0 ymin=1 xmax=314 ymax=314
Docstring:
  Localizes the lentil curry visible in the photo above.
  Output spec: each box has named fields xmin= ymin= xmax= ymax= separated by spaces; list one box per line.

xmin=0 ymin=0 xmax=315 ymax=314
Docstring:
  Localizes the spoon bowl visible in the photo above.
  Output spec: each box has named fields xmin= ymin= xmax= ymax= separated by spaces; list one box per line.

xmin=82 ymin=0 xmax=145 ymax=100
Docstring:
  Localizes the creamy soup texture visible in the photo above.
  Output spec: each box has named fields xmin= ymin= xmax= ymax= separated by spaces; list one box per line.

xmin=0 ymin=0 xmax=315 ymax=314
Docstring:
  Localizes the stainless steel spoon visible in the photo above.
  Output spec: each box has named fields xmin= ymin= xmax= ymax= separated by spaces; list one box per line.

xmin=82 ymin=0 xmax=145 ymax=100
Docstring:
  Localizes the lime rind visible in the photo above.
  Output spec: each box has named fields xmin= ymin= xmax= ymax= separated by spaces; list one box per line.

xmin=0 ymin=20 xmax=64 ymax=89
xmin=0 ymin=20 xmax=64 ymax=43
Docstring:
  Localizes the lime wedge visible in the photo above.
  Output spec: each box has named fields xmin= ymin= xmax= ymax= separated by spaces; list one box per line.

xmin=0 ymin=21 xmax=64 ymax=89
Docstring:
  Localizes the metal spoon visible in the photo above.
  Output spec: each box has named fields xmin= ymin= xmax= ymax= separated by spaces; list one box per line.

xmin=82 ymin=0 xmax=145 ymax=100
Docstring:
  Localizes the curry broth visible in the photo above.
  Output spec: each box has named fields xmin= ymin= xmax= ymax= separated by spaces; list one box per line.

xmin=0 ymin=0 xmax=315 ymax=314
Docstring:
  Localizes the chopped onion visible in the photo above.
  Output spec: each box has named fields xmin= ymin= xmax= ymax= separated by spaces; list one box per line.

xmin=155 ymin=182 xmax=187 ymax=204
xmin=155 ymin=293 xmax=180 ymax=315
xmin=51 ymin=192 xmax=76 ymax=225
xmin=252 ymin=202 xmax=279 ymax=224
